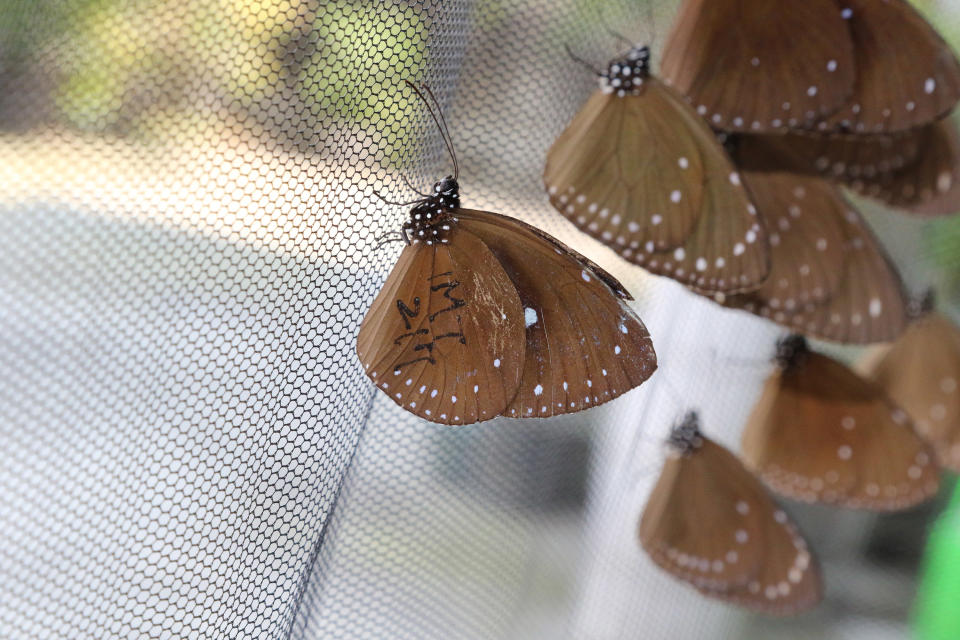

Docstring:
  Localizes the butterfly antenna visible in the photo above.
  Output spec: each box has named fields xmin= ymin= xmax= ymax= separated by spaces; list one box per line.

xmin=605 ymin=26 xmax=635 ymax=50
xmin=404 ymin=80 xmax=459 ymax=180
xmin=375 ymin=230 xmax=407 ymax=249
xmin=398 ymin=172 xmax=431 ymax=198
xmin=564 ymin=44 xmax=602 ymax=76
xmin=371 ymin=187 xmax=422 ymax=207
xmin=642 ymin=0 xmax=658 ymax=51
xmin=420 ymin=83 xmax=459 ymax=180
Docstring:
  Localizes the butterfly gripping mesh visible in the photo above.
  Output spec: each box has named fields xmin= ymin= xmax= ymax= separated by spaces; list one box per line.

xmin=0 ymin=1 xmax=958 ymax=639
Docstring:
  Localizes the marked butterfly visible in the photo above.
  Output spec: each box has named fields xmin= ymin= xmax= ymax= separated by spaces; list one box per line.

xmin=742 ymin=335 xmax=940 ymax=511
xmin=815 ymin=0 xmax=960 ymax=134
xmin=639 ymin=412 xmax=822 ymax=615
xmin=357 ymin=84 xmax=658 ymax=425
xmin=862 ymin=293 xmax=960 ymax=472
xmin=717 ymin=135 xmax=909 ymax=344
xmin=660 ymin=0 xmax=856 ymax=133
xmin=544 ymin=45 xmax=770 ymax=294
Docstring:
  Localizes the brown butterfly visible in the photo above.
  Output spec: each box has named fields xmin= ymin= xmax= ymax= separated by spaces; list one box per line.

xmin=717 ymin=135 xmax=909 ymax=344
xmin=660 ymin=0 xmax=856 ymax=133
xmin=742 ymin=335 xmax=940 ymax=511
xmin=357 ymin=84 xmax=657 ymax=425
xmin=862 ymin=293 xmax=960 ymax=472
xmin=815 ymin=0 xmax=960 ymax=134
xmin=543 ymin=45 xmax=770 ymax=295
xmin=639 ymin=412 xmax=822 ymax=615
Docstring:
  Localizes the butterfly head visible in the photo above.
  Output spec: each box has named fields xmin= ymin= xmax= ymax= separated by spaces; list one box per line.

xmin=601 ymin=45 xmax=650 ymax=96
xmin=404 ymin=175 xmax=460 ymax=245
xmin=666 ymin=411 xmax=703 ymax=456
xmin=907 ymin=288 xmax=936 ymax=319
xmin=775 ymin=334 xmax=809 ymax=371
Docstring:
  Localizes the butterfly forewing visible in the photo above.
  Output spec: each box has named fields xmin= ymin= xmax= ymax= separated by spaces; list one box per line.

xmin=742 ymin=350 xmax=940 ymax=510
xmin=544 ymin=88 xmax=705 ymax=251
xmin=456 ymin=209 xmax=657 ymax=418
xmin=357 ymin=228 xmax=526 ymax=425
xmin=864 ymin=312 xmax=960 ymax=471
xmin=640 ymin=429 xmax=822 ymax=614
xmin=818 ymin=0 xmax=960 ymax=134
xmin=732 ymin=167 xmax=846 ymax=307
xmin=720 ymin=140 xmax=908 ymax=345
xmin=546 ymin=79 xmax=768 ymax=294
xmin=661 ymin=0 xmax=855 ymax=133
xmin=786 ymin=206 xmax=908 ymax=344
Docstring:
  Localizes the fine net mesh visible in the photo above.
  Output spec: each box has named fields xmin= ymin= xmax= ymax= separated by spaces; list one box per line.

xmin=1 ymin=1 xmax=959 ymax=638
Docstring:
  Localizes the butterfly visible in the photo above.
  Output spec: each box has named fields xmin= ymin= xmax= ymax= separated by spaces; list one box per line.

xmin=862 ymin=293 xmax=960 ymax=472
xmin=716 ymin=134 xmax=909 ymax=344
xmin=357 ymin=84 xmax=658 ymax=425
xmin=639 ymin=412 xmax=822 ymax=615
xmin=814 ymin=0 xmax=960 ymax=134
xmin=659 ymin=0 xmax=857 ymax=133
xmin=741 ymin=335 xmax=940 ymax=511
xmin=543 ymin=44 xmax=770 ymax=295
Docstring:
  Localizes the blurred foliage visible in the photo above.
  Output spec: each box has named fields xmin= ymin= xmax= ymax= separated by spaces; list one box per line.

xmin=299 ymin=4 xmax=425 ymax=125
xmin=3 ymin=0 xmax=427 ymax=145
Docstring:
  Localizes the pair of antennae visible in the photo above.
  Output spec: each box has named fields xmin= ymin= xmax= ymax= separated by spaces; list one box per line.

xmin=403 ymin=80 xmax=458 ymax=180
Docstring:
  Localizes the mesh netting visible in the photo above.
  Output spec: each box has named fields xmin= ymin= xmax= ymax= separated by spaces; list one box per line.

xmin=1 ymin=1 xmax=959 ymax=638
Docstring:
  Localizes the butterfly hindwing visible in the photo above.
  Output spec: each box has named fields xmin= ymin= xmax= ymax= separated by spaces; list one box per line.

xmin=357 ymin=228 xmax=526 ymax=425
xmin=456 ymin=209 xmax=658 ymax=419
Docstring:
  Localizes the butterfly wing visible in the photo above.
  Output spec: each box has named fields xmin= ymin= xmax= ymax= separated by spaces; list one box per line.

xmin=640 ymin=437 xmax=822 ymax=614
xmin=852 ymin=120 xmax=960 ymax=216
xmin=356 ymin=228 xmax=526 ymax=425
xmin=544 ymin=87 xmax=706 ymax=252
xmin=455 ymin=209 xmax=657 ymax=418
xmin=722 ymin=151 xmax=907 ymax=345
xmin=545 ymin=82 xmax=769 ymax=294
xmin=863 ymin=313 xmax=960 ymax=471
xmin=784 ymin=206 xmax=908 ymax=344
xmin=769 ymin=130 xmax=921 ymax=181
xmin=660 ymin=0 xmax=855 ymax=133
xmin=818 ymin=0 xmax=960 ymax=134
xmin=724 ymin=166 xmax=847 ymax=310
xmin=742 ymin=352 xmax=940 ymax=510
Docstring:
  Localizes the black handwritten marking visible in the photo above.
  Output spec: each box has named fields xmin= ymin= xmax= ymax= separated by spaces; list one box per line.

xmin=390 ymin=272 xmax=470 ymax=372
xmin=394 ymin=328 xmax=429 ymax=345
xmin=429 ymin=275 xmax=466 ymax=322
xmin=396 ymin=296 xmax=421 ymax=330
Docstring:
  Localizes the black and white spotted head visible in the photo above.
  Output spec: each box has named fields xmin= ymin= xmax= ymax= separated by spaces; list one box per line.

xmin=601 ymin=45 xmax=651 ymax=96
xmin=404 ymin=175 xmax=460 ymax=245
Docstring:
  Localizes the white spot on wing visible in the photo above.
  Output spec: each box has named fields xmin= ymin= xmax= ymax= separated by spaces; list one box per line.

xmin=524 ymin=307 xmax=538 ymax=327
